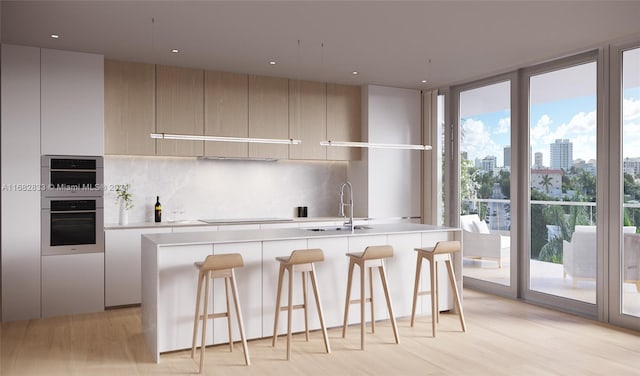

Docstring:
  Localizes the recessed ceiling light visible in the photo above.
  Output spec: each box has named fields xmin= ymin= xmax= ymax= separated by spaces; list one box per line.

xmin=171 ymin=49 xmax=179 ymax=53
xmin=352 ymin=71 xmax=359 ymax=75
xmin=269 ymin=61 xmax=277 ymax=65
xmin=50 ymin=34 xmax=60 ymax=39
xmin=421 ymin=80 xmax=428 ymax=83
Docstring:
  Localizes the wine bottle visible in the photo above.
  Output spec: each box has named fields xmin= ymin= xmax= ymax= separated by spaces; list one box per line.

xmin=154 ymin=196 xmax=162 ymax=223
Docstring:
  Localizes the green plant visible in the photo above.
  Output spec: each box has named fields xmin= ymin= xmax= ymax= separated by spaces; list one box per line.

xmin=115 ymin=184 xmax=134 ymax=210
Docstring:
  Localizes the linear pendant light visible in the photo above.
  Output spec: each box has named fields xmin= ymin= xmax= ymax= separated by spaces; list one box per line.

xmin=320 ymin=140 xmax=432 ymax=150
xmin=150 ymin=133 xmax=302 ymax=145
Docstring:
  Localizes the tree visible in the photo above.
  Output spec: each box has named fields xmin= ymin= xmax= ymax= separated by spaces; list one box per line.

xmin=540 ymin=174 xmax=553 ymax=194
xmin=578 ymin=170 xmax=596 ymax=199
xmin=530 ymin=189 xmax=551 ymax=259
xmin=499 ymin=170 xmax=510 ymax=198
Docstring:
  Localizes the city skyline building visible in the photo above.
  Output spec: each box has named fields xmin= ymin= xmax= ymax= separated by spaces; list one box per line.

xmin=504 ymin=146 xmax=511 ymax=168
xmin=482 ymin=155 xmax=497 ymax=173
xmin=624 ymin=157 xmax=640 ymax=175
xmin=550 ymin=139 xmax=573 ymax=170
xmin=534 ymin=152 xmax=544 ymax=168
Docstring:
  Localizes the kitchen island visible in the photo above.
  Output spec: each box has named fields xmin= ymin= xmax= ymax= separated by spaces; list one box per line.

xmin=141 ymin=223 xmax=460 ymax=362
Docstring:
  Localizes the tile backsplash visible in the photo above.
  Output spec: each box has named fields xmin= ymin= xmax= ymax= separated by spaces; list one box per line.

xmin=103 ymin=156 xmax=347 ymax=224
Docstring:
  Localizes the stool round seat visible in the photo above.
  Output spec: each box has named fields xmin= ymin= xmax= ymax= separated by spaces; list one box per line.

xmin=342 ymin=245 xmax=399 ymax=350
xmin=272 ymin=248 xmax=330 ymax=360
xmin=411 ymin=240 xmax=466 ymax=337
xmin=191 ymin=253 xmax=250 ymax=374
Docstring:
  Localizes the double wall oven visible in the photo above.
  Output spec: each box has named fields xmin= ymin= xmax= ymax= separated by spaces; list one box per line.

xmin=41 ymin=155 xmax=104 ymax=255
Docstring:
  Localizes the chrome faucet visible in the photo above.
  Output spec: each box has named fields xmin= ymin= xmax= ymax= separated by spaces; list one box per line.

xmin=339 ymin=181 xmax=354 ymax=231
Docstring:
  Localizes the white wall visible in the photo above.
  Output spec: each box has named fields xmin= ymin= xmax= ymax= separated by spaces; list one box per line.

xmin=104 ymin=156 xmax=348 ymax=224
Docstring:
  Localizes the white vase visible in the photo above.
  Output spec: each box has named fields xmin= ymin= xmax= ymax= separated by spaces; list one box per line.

xmin=119 ymin=200 xmax=129 ymax=225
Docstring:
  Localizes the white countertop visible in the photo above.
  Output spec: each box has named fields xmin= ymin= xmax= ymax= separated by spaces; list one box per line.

xmin=142 ymin=223 xmax=458 ymax=247
xmin=105 ymin=216 xmax=376 ymax=230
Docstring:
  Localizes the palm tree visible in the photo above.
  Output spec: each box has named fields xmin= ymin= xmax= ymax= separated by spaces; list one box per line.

xmin=540 ymin=174 xmax=553 ymax=194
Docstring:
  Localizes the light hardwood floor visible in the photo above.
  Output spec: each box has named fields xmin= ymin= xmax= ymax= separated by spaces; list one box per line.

xmin=2 ymin=289 xmax=639 ymax=375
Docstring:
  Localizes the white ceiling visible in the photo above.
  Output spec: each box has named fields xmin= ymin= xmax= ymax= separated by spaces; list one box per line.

xmin=3 ymin=1 xmax=640 ymax=90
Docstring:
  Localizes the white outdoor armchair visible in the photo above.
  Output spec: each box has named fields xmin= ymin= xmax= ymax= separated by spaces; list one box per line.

xmin=563 ymin=225 xmax=639 ymax=289
xmin=460 ymin=214 xmax=510 ymax=268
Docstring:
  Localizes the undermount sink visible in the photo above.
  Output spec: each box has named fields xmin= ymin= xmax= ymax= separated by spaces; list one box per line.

xmin=306 ymin=225 xmax=372 ymax=232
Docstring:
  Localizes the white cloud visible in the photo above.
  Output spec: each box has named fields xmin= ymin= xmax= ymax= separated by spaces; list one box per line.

xmin=623 ymin=121 xmax=640 ymax=159
xmin=496 ymin=117 xmax=510 ymax=134
xmin=572 ymin=134 xmax=597 ymax=161
xmin=566 ymin=111 xmax=597 ymax=134
xmin=623 ymin=97 xmax=640 ymax=122
xmin=532 ymin=114 xmax=551 ymax=140
xmin=461 ymin=118 xmax=504 ymax=166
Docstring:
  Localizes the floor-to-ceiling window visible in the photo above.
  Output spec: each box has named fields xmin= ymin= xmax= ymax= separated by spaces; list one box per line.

xmin=526 ymin=59 xmax=598 ymax=309
xmin=456 ymin=78 xmax=514 ymax=289
xmin=620 ymin=46 xmax=640 ymax=318
xmin=446 ymin=39 xmax=640 ymax=329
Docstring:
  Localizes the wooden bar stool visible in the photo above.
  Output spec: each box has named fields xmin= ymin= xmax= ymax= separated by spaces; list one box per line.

xmin=191 ymin=253 xmax=250 ymax=374
xmin=342 ymin=245 xmax=399 ymax=350
xmin=272 ymin=248 xmax=330 ymax=360
xmin=410 ymin=240 xmax=466 ymax=337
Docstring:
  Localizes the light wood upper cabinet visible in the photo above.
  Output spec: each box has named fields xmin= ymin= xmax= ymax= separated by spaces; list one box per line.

xmin=326 ymin=83 xmax=361 ymax=161
xmin=104 ymin=60 xmax=156 ymax=155
xmin=156 ymin=65 xmax=204 ymax=156
xmin=289 ymin=80 xmax=326 ymax=160
xmin=248 ymin=75 xmax=289 ymax=159
xmin=204 ymin=70 xmax=249 ymax=158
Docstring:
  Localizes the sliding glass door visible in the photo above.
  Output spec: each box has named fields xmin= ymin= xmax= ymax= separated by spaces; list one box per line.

xmin=455 ymin=76 xmax=516 ymax=293
xmin=523 ymin=52 xmax=600 ymax=315
xmin=620 ymin=46 xmax=640 ymax=318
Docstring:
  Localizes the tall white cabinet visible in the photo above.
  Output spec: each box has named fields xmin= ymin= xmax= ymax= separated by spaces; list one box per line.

xmin=1 ymin=44 xmax=42 ymax=321
xmin=41 ymin=48 xmax=104 ymax=156
xmin=1 ymin=44 xmax=105 ymax=321
xmin=352 ymin=85 xmax=422 ymax=218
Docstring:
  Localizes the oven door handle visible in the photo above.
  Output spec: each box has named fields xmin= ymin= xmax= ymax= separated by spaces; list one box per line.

xmin=50 ymin=210 xmax=98 ymax=214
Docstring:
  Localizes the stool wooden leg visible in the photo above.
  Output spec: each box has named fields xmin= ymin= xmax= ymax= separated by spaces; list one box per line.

xmin=435 ymin=260 xmax=440 ymax=324
xmin=302 ymin=270 xmax=310 ymax=342
xmin=429 ymin=257 xmax=437 ymax=338
xmin=359 ymin=261 xmax=366 ymax=350
xmin=272 ymin=263 xmax=285 ymax=347
xmin=191 ymin=271 xmax=204 ymax=358
xmin=286 ymin=266 xmax=294 ymax=360
xmin=310 ymin=265 xmax=331 ymax=353
xmin=342 ymin=259 xmax=355 ymax=338
xmin=199 ymin=271 xmax=212 ymax=374
xmin=378 ymin=263 xmax=399 ymax=345
xmin=410 ymin=253 xmax=423 ymax=327
xmin=445 ymin=258 xmax=467 ymax=333
xmin=224 ymin=277 xmax=233 ymax=352
xmin=369 ymin=266 xmax=375 ymax=334
xmin=229 ymin=269 xmax=251 ymax=365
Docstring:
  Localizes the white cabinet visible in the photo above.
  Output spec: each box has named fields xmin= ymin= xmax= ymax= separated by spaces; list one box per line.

xmin=41 ymin=253 xmax=104 ymax=318
xmin=306 ymin=236 xmax=350 ymax=328
xmin=386 ymin=233 xmax=424 ymax=317
xmin=157 ymin=244 xmax=213 ymax=352
xmin=105 ymin=228 xmax=171 ymax=307
xmin=262 ymin=239 xmax=309 ymax=337
xmin=353 ymin=85 xmax=421 ymax=218
xmin=41 ymin=48 xmax=104 ymax=156
xmin=212 ymin=242 xmax=263 ymax=344
xmin=1 ymin=44 xmax=42 ymax=321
